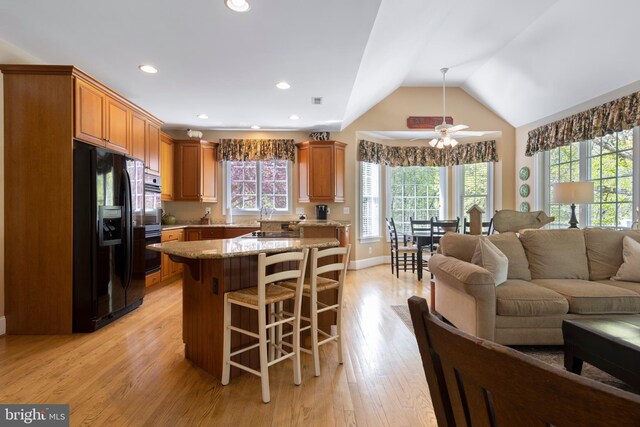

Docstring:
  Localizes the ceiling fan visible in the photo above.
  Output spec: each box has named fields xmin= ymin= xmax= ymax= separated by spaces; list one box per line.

xmin=411 ymin=67 xmax=484 ymax=148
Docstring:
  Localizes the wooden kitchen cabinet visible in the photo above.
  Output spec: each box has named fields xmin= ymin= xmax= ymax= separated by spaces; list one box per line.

xmin=337 ymin=225 xmax=350 ymax=247
xmin=130 ymin=111 xmax=146 ymax=161
xmin=146 ymin=122 xmax=161 ymax=174
xmin=174 ymin=139 xmax=218 ymax=202
xmin=297 ymin=140 xmax=346 ymax=203
xmin=160 ymin=132 xmax=174 ymax=201
xmin=160 ymin=229 xmax=184 ymax=282
xmin=75 ymin=78 xmax=132 ymax=154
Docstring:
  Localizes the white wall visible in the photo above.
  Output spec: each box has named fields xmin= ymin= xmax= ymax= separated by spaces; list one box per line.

xmin=0 ymin=39 xmax=42 ymax=329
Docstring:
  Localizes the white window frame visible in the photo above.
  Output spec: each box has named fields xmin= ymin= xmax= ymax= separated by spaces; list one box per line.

xmin=454 ymin=162 xmax=494 ymax=222
xmin=224 ymin=160 xmax=293 ymax=215
xmin=359 ymin=161 xmax=381 ymax=242
xmin=540 ymin=128 xmax=639 ymax=228
xmin=385 ymin=165 xmax=448 ymax=237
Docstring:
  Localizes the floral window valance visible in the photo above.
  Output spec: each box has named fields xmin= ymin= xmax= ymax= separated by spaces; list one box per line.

xmin=526 ymin=91 xmax=640 ymax=157
xmin=358 ymin=139 xmax=498 ymax=167
xmin=217 ymin=139 xmax=296 ymax=162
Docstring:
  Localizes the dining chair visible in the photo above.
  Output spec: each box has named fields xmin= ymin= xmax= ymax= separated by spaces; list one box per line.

xmin=278 ymin=244 xmax=351 ymax=377
xmin=462 ymin=217 xmax=494 ymax=235
xmin=221 ymin=248 xmax=309 ymax=403
xmin=385 ymin=217 xmax=417 ymax=277
xmin=408 ymin=296 xmax=640 ymax=427
xmin=428 ymin=217 xmax=459 ymax=254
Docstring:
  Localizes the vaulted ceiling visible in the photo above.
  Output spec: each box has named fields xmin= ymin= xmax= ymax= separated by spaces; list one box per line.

xmin=0 ymin=0 xmax=638 ymax=131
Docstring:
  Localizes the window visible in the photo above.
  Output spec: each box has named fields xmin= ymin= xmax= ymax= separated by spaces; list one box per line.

xmin=543 ymin=129 xmax=636 ymax=228
xmin=227 ymin=160 xmax=290 ymax=213
xmin=387 ymin=166 xmax=444 ymax=235
xmin=360 ymin=162 xmax=380 ymax=240
xmin=456 ymin=162 xmax=493 ymax=221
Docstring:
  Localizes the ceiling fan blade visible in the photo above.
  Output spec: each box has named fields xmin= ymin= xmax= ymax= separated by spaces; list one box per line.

xmin=454 ymin=131 xmax=486 ymax=137
xmin=448 ymin=124 xmax=469 ymax=133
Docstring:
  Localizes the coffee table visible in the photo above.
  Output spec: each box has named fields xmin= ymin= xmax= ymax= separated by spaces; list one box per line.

xmin=562 ymin=317 xmax=640 ymax=389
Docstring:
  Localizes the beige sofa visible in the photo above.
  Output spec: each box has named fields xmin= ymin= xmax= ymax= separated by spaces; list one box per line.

xmin=429 ymin=229 xmax=640 ymax=345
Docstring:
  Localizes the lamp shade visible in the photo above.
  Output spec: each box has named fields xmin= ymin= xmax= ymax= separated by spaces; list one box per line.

xmin=552 ymin=181 xmax=594 ymax=204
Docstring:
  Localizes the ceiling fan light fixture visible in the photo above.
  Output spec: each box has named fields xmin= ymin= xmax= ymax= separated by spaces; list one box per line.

xmin=225 ymin=0 xmax=250 ymax=12
xmin=437 ymin=141 xmax=444 ymax=149
xmin=429 ymin=138 xmax=438 ymax=148
xmin=450 ymin=139 xmax=459 ymax=148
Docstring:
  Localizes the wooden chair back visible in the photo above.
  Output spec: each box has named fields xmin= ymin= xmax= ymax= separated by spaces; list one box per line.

xmin=462 ymin=217 xmax=494 ymax=235
xmin=408 ymin=296 xmax=640 ymax=427
xmin=410 ymin=217 xmax=432 ymax=235
xmin=429 ymin=217 xmax=459 ymax=251
xmin=385 ymin=217 xmax=399 ymax=251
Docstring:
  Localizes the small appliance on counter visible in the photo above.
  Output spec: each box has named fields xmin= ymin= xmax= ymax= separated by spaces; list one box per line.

xmin=316 ymin=204 xmax=328 ymax=220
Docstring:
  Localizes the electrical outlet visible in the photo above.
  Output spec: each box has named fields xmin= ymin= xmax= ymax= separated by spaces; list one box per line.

xmin=368 ymin=247 xmax=372 ymax=254
xmin=295 ymin=207 xmax=304 ymax=215
xmin=343 ymin=207 xmax=350 ymax=214
xmin=205 ymin=207 xmax=211 ymax=215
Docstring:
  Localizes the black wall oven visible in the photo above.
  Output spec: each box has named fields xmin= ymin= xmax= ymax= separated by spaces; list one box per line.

xmin=144 ymin=173 xmax=162 ymax=275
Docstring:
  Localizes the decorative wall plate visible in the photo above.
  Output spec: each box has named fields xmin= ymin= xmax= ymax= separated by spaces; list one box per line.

xmin=519 ymin=166 xmax=530 ymax=181
xmin=520 ymin=201 xmax=530 ymax=212
xmin=519 ymin=184 xmax=530 ymax=198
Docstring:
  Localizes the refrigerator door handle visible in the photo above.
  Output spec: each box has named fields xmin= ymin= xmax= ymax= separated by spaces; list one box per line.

xmin=122 ymin=168 xmax=133 ymax=289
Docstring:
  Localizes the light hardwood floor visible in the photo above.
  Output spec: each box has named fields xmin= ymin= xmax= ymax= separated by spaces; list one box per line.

xmin=0 ymin=265 xmax=436 ymax=426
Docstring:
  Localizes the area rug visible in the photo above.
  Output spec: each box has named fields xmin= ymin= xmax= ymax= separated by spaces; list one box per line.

xmin=391 ymin=305 xmax=636 ymax=393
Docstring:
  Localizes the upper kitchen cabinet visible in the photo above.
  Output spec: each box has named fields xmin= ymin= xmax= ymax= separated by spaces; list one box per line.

xmin=174 ymin=139 xmax=218 ymax=202
xmin=130 ymin=111 xmax=146 ymax=161
xmin=146 ymin=121 xmax=161 ymax=174
xmin=75 ymin=78 xmax=131 ymax=154
xmin=160 ymin=132 xmax=174 ymax=201
xmin=297 ymin=140 xmax=346 ymax=203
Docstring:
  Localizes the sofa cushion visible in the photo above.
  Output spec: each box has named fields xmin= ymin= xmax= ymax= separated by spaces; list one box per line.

xmin=520 ymin=229 xmax=589 ymax=279
xmin=471 ymin=239 xmax=508 ymax=285
xmin=531 ymin=279 xmax=640 ymax=314
xmin=612 ymin=235 xmax=640 ymax=282
xmin=495 ymin=280 xmax=569 ymax=316
xmin=584 ymin=228 xmax=640 ymax=280
xmin=440 ymin=232 xmax=531 ymax=280
xmin=596 ymin=279 xmax=640 ymax=295
xmin=439 ymin=232 xmax=479 ymax=262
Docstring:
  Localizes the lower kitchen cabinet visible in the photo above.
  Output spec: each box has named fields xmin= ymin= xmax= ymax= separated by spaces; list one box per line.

xmin=160 ymin=229 xmax=184 ymax=282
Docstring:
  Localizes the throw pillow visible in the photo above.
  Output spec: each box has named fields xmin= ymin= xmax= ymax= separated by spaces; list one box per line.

xmin=612 ymin=236 xmax=640 ymax=282
xmin=471 ymin=238 xmax=509 ymax=286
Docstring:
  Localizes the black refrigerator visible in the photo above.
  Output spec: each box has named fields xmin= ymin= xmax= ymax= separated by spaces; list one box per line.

xmin=73 ymin=141 xmax=146 ymax=332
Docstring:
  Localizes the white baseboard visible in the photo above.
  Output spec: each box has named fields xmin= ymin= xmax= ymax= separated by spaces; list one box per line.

xmin=0 ymin=316 xmax=5 ymax=336
xmin=348 ymin=255 xmax=390 ymax=270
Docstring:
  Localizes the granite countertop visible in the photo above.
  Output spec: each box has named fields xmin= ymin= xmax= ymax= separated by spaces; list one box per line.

xmin=293 ymin=219 xmax=351 ymax=228
xmin=161 ymin=223 xmax=260 ymax=231
xmin=148 ymin=237 xmax=339 ymax=259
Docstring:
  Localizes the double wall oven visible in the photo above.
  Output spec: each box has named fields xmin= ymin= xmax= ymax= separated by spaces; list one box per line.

xmin=144 ymin=173 xmax=162 ymax=275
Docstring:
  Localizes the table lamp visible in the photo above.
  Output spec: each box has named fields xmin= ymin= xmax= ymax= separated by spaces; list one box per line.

xmin=552 ymin=181 xmax=594 ymax=228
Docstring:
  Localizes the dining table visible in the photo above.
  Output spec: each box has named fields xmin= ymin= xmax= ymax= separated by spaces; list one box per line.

xmin=408 ymin=232 xmax=433 ymax=281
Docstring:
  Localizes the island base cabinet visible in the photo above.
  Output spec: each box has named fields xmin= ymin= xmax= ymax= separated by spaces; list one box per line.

xmin=180 ymin=255 xmax=337 ymax=379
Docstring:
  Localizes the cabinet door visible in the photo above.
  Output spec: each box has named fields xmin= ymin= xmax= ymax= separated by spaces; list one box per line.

xmin=161 ymin=252 xmax=172 ymax=280
xmin=146 ymin=122 xmax=161 ymax=174
xmin=175 ymin=143 xmax=201 ymax=201
xmin=105 ymin=97 xmax=129 ymax=154
xmin=309 ymin=145 xmax=334 ymax=201
xmin=75 ymin=79 xmax=105 ymax=147
xmin=200 ymin=144 xmax=217 ymax=202
xmin=171 ymin=231 xmax=184 ymax=274
xmin=185 ymin=229 xmax=201 ymax=241
xmin=160 ymin=134 xmax=174 ymax=201
xmin=334 ymin=143 xmax=345 ymax=203
xmin=297 ymin=145 xmax=310 ymax=202
xmin=130 ymin=112 xmax=146 ymax=161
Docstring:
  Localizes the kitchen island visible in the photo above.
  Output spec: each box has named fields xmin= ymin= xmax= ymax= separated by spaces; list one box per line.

xmin=148 ymin=236 xmax=339 ymax=379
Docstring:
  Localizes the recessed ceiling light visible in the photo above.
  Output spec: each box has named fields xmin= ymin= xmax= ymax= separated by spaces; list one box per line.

xmin=289 ymin=115 xmax=300 ymax=120
xmin=139 ymin=65 xmax=158 ymax=74
xmin=197 ymin=114 xmax=209 ymax=119
xmin=225 ymin=0 xmax=250 ymax=12
xmin=276 ymin=81 xmax=291 ymax=90
xmin=251 ymin=125 xmax=261 ymax=129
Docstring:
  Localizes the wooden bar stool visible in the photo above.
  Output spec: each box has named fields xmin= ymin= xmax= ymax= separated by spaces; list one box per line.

xmin=221 ymin=248 xmax=309 ymax=403
xmin=279 ymin=244 xmax=351 ymax=377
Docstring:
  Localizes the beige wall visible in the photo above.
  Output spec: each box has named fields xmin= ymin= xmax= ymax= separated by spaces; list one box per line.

xmin=165 ymin=87 xmax=516 ymax=262
xmin=0 ymin=40 xmax=42 ymax=321
xmin=514 ymin=81 xmax=640 ymax=212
